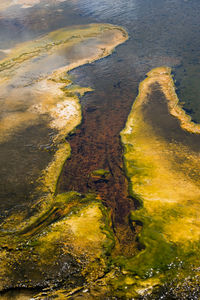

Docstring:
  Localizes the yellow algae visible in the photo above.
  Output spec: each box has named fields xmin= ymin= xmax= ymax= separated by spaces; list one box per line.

xmin=0 ymin=251 xmax=9 ymax=289
xmin=164 ymin=217 xmax=200 ymax=244
xmin=65 ymin=205 xmax=106 ymax=252
xmin=144 ymin=67 xmax=200 ymax=134
xmin=0 ymin=24 xmax=128 ymax=76
xmin=39 ymin=142 xmax=71 ymax=194
xmin=120 ymin=66 xmax=200 ymax=294
xmin=0 ymin=23 xmax=128 ymax=143
xmin=35 ymin=203 xmax=107 ymax=265
xmin=0 ymin=193 xmax=114 ymax=293
xmin=121 ymin=66 xmax=200 ymax=222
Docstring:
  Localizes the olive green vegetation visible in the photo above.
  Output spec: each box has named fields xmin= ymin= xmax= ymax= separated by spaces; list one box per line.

xmin=90 ymin=169 xmax=111 ymax=181
xmin=3 ymin=20 xmax=199 ymax=298
xmin=43 ymin=66 xmax=200 ymax=299
xmin=2 ymin=61 xmax=200 ymax=298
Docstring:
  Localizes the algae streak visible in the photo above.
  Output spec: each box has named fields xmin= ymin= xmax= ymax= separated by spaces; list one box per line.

xmin=120 ymin=67 xmax=200 ymax=298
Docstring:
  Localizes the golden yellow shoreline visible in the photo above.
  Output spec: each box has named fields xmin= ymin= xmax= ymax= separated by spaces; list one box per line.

xmin=133 ymin=66 xmax=200 ymax=134
xmin=120 ymin=66 xmax=200 ymax=297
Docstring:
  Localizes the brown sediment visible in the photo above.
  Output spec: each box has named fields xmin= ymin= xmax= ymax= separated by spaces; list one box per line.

xmin=57 ymin=79 xmax=138 ymax=256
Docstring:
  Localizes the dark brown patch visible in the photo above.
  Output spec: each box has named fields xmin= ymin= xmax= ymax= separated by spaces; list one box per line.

xmin=57 ymin=78 xmax=139 ymax=253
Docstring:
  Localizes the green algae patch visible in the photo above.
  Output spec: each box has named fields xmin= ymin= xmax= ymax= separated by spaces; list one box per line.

xmin=91 ymin=169 xmax=110 ymax=177
xmin=119 ymin=66 xmax=200 ymax=297
xmin=90 ymin=169 xmax=111 ymax=182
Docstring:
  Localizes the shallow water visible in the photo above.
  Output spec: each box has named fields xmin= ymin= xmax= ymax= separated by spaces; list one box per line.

xmin=0 ymin=0 xmax=200 ymax=297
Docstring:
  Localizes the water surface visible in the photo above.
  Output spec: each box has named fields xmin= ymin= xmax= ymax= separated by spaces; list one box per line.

xmin=0 ymin=0 xmax=200 ymax=297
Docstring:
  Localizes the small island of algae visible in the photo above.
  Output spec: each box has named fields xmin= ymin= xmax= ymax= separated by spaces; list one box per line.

xmin=119 ymin=67 xmax=200 ymax=298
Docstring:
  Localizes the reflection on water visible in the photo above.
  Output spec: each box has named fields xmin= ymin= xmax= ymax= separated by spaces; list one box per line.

xmin=0 ymin=0 xmax=88 ymax=48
